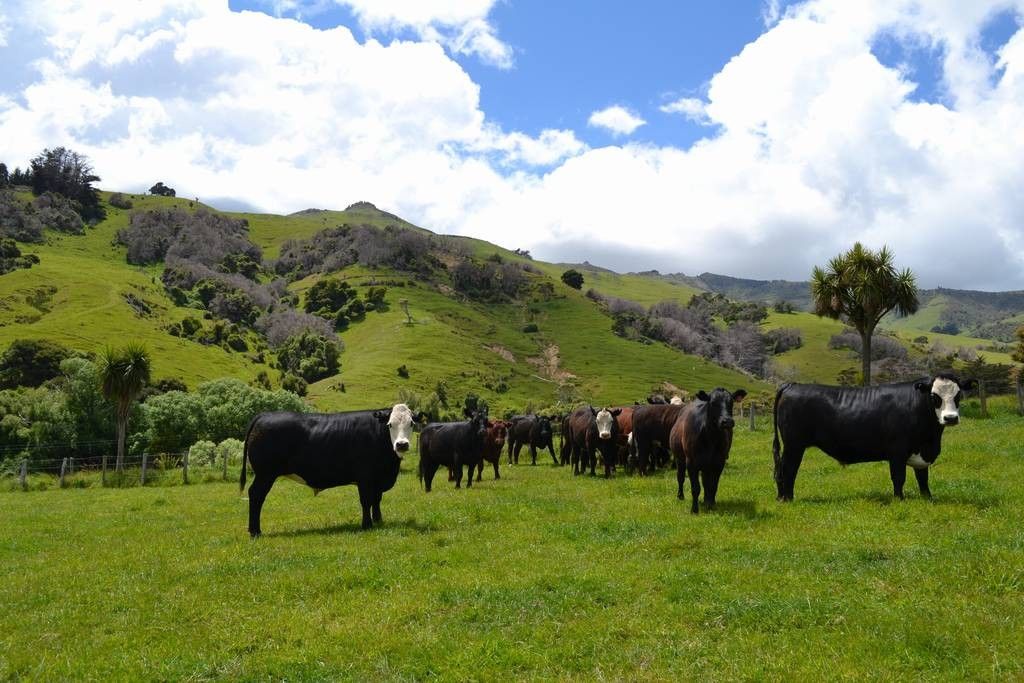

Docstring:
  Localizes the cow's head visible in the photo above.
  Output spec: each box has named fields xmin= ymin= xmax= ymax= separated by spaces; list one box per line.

xmin=535 ymin=415 xmax=553 ymax=439
xmin=490 ymin=421 xmax=508 ymax=446
xmin=915 ymin=374 xmax=976 ymax=426
xmin=593 ymin=407 xmax=622 ymax=440
xmin=375 ymin=403 xmax=414 ymax=456
xmin=696 ymin=388 xmax=746 ymax=430
xmin=466 ymin=410 xmax=490 ymax=443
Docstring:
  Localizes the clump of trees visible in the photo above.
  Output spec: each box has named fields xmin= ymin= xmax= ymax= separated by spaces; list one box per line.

xmin=275 ymin=331 xmax=341 ymax=383
xmin=28 ymin=147 xmax=104 ymax=222
xmin=274 ymin=224 xmax=439 ymax=281
xmin=108 ymin=193 xmax=133 ymax=209
xmin=451 ymin=260 xmax=526 ymax=301
xmin=149 ymin=182 xmax=176 ymax=197
xmin=0 ymin=339 xmax=78 ymax=389
xmin=829 ymin=329 xmax=907 ymax=361
xmin=561 ymin=269 xmax=584 ymax=290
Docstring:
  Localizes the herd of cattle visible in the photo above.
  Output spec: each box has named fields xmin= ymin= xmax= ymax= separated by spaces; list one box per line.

xmin=240 ymin=373 xmax=976 ymax=536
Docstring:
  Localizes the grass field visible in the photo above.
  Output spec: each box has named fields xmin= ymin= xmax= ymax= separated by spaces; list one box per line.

xmin=3 ymin=398 xmax=1022 ymax=680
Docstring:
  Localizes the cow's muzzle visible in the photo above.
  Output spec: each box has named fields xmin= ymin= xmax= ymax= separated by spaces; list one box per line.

xmin=599 ymin=431 xmax=612 ymax=440
xmin=394 ymin=440 xmax=410 ymax=455
xmin=719 ymin=418 xmax=735 ymax=429
xmin=942 ymin=415 xmax=960 ymax=425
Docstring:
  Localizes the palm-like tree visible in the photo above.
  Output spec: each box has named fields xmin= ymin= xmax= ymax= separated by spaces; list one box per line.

xmin=811 ymin=243 xmax=918 ymax=386
xmin=99 ymin=343 xmax=151 ymax=472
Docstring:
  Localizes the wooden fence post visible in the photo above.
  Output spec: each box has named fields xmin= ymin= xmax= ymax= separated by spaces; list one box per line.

xmin=141 ymin=453 xmax=148 ymax=486
xmin=69 ymin=457 xmax=75 ymax=475
xmin=222 ymin=451 xmax=228 ymax=481
xmin=1017 ymin=373 xmax=1024 ymax=417
xmin=59 ymin=457 xmax=68 ymax=488
xmin=19 ymin=459 xmax=27 ymax=491
xmin=749 ymin=403 xmax=756 ymax=431
xmin=979 ymin=379 xmax=988 ymax=419
xmin=101 ymin=455 xmax=107 ymax=487
xmin=183 ymin=450 xmax=189 ymax=485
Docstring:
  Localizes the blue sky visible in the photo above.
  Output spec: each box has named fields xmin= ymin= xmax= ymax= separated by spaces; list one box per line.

xmin=3 ymin=1 xmax=1024 ymax=288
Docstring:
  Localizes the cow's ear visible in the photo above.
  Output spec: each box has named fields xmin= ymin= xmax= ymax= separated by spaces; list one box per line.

xmin=414 ymin=411 xmax=429 ymax=424
xmin=373 ymin=410 xmax=390 ymax=423
xmin=914 ymin=380 xmax=931 ymax=393
xmin=959 ymin=378 xmax=977 ymax=392
xmin=590 ymin=407 xmax=598 ymax=416
xmin=696 ymin=390 xmax=710 ymax=402
xmin=611 ymin=408 xmax=622 ymax=416
xmin=732 ymin=389 xmax=747 ymax=403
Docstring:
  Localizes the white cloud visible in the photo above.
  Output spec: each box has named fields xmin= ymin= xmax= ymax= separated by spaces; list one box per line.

xmin=761 ymin=0 xmax=782 ymax=27
xmin=659 ymin=97 xmax=710 ymax=124
xmin=587 ymin=105 xmax=646 ymax=136
xmin=3 ymin=0 xmax=1024 ymax=290
xmin=336 ymin=0 xmax=513 ymax=68
xmin=0 ymin=11 xmax=9 ymax=47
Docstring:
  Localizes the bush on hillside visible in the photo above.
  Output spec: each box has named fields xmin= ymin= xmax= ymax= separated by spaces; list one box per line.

xmin=149 ymin=182 xmax=176 ymax=197
xmin=108 ymin=193 xmax=133 ymax=209
xmin=0 ymin=238 xmax=39 ymax=275
xmin=280 ymin=373 xmax=308 ymax=396
xmin=255 ymin=309 xmax=335 ymax=348
xmin=274 ymin=224 xmax=438 ymax=281
xmin=829 ymin=330 xmax=907 ymax=360
xmin=275 ymin=331 xmax=341 ymax=383
xmin=0 ymin=191 xmax=44 ymax=242
xmin=765 ymin=327 xmax=803 ymax=354
xmin=33 ymin=192 xmax=84 ymax=234
xmin=0 ymin=339 xmax=76 ymax=389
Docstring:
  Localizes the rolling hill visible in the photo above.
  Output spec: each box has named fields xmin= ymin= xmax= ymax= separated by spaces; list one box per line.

xmin=1 ymin=190 xmax=1019 ymax=417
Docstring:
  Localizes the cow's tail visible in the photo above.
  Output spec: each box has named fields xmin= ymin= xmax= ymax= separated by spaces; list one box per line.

xmin=772 ymin=384 xmax=789 ymax=486
xmin=240 ymin=416 xmax=257 ymax=494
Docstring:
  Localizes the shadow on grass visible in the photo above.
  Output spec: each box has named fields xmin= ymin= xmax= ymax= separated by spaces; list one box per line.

xmin=264 ymin=516 xmax=437 ymax=538
xmin=793 ymin=490 xmax=1001 ymax=510
xmin=710 ymin=499 xmax=773 ymax=520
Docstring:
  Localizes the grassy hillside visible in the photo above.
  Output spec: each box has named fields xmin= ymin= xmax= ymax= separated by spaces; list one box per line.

xmin=2 ymin=398 xmax=1021 ymax=680
xmin=2 ymin=191 xmax=1017 ymax=411
xmin=1 ymin=193 xmax=761 ymax=412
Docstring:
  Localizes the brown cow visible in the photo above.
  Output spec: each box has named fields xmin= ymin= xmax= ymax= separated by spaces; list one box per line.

xmin=669 ymin=388 xmax=746 ymax=513
xmin=611 ymin=406 xmax=634 ymax=471
xmin=476 ymin=420 xmax=509 ymax=481
xmin=630 ymin=403 xmax=688 ymax=474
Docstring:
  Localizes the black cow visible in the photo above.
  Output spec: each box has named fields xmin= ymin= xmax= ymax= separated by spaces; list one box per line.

xmin=507 ymin=414 xmax=557 ymax=465
xmin=419 ymin=410 xmax=491 ymax=491
xmin=772 ymin=374 xmax=976 ymax=501
xmin=630 ymin=403 xmax=687 ymax=474
xmin=240 ymin=403 xmax=419 ymax=536
xmin=670 ymin=389 xmax=746 ymax=513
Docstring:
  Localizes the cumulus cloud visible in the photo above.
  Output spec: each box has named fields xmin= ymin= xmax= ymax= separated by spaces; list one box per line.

xmin=336 ymin=0 xmax=513 ymax=68
xmin=659 ymin=97 xmax=710 ymax=124
xmin=2 ymin=0 xmax=1024 ymax=290
xmin=587 ymin=105 xmax=646 ymax=136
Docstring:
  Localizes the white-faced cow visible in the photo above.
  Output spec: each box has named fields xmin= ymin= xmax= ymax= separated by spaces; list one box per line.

xmin=240 ymin=403 xmax=421 ymax=536
xmin=670 ymin=388 xmax=746 ymax=513
xmin=565 ymin=406 xmax=623 ymax=477
xmin=772 ymin=374 xmax=976 ymax=501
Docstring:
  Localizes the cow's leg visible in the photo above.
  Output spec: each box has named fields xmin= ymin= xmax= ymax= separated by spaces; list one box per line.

xmin=493 ymin=459 xmax=500 ymax=480
xmin=423 ymin=461 xmax=440 ymax=493
xmin=889 ymin=460 xmax=907 ymax=500
xmin=676 ymin=459 xmax=686 ymax=500
xmin=588 ymin=448 xmax=597 ymax=476
xmin=371 ymin=490 xmax=383 ymax=524
xmin=703 ymin=465 xmax=722 ymax=511
xmin=507 ymin=440 xmax=514 ymax=465
xmin=688 ymin=462 xmax=701 ymax=514
xmin=530 ymin=444 xmax=537 ymax=466
xmin=357 ymin=483 xmax=373 ymax=530
xmin=447 ymin=467 xmax=455 ymax=482
xmin=914 ymin=467 xmax=932 ymax=499
xmin=513 ymin=442 xmax=522 ymax=465
xmin=604 ymin=450 xmax=613 ymax=478
xmin=547 ymin=443 xmax=558 ymax=466
xmin=246 ymin=475 xmax=276 ymax=538
xmin=634 ymin=436 xmax=651 ymax=476
xmin=465 ymin=460 xmax=473 ymax=488
xmin=455 ymin=462 xmax=464 ymax=489
xmin=778 ymin=445 xmax=804 ymax=501
xmin=476 ymin=460 xmax=483 ymax=482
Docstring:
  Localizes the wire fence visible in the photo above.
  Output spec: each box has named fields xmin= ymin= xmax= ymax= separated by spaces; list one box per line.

xmin=1 ymin=448 xmax=244 ymax=492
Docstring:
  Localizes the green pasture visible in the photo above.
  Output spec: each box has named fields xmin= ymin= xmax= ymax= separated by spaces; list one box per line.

xmin=2 ymin=398 xmax=1022 ymax=680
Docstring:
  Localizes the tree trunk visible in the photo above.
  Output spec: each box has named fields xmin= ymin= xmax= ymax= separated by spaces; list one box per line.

xmin=115 ymin=405 xmax=127 ymax=472
xmin=860 ymin=329 xmax=872 ymax=386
